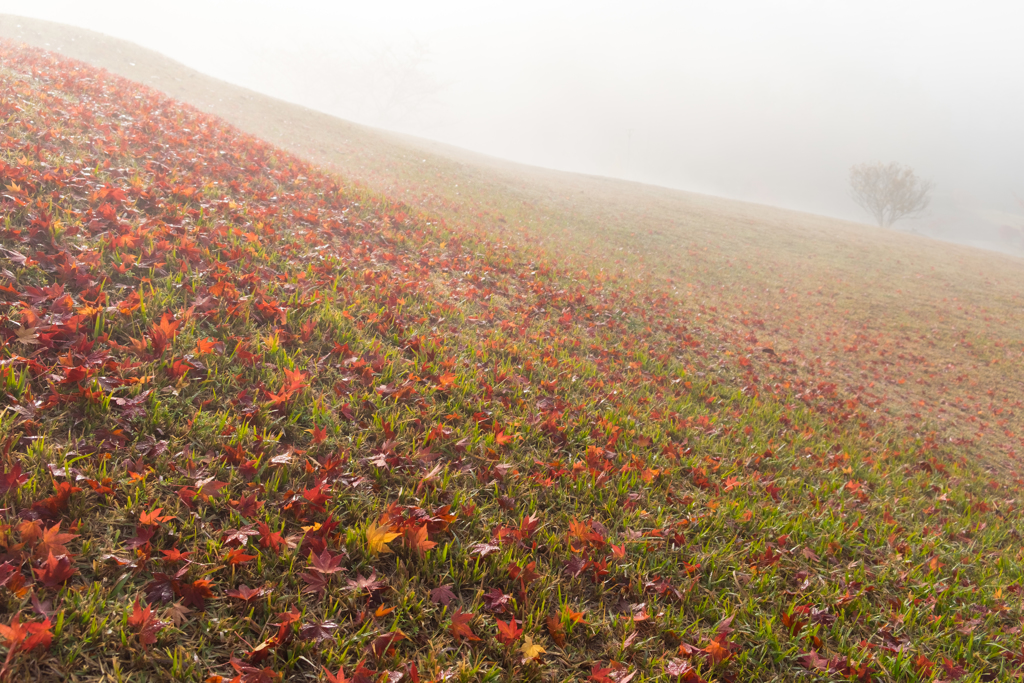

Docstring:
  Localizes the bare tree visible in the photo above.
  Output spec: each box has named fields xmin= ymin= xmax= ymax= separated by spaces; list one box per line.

xmin=849 ymin=162 xmax=934 ymax=228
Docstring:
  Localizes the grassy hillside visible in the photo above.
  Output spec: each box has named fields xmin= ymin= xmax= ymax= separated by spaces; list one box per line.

xmin=0 ymin=32 xmax=1023 ymax=683
xmin=2 ymin=15 xmax=1021 ymax=476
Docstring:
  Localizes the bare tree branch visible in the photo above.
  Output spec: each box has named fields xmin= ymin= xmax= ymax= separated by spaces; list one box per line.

xmin=849 ymin=162 xmax=933 ymax=228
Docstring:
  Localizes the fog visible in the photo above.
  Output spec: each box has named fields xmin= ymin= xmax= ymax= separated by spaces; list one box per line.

xmin=4 ymin=1 xmax=1023 ymax=248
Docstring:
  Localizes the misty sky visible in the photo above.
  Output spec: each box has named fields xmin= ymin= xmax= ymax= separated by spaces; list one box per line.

xmin=3 ymin=1 xmax=1024 ymax=234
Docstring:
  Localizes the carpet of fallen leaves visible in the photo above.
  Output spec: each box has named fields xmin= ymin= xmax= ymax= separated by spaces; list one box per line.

xmin=2 ymin=41 xmax=1024 ymax=683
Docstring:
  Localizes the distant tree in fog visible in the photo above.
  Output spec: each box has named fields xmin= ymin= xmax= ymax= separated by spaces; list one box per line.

xmin=849 ymin=162 xmax=933 ymax=228
xmin=358 ymin=41 xmax=444 ymax=129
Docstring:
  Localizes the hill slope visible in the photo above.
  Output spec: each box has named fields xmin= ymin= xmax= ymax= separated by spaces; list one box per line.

xmin=0 ymin=21 xmax=1023 ymax=683
xmin=3 ymin=15 xmax=1022 ymax=475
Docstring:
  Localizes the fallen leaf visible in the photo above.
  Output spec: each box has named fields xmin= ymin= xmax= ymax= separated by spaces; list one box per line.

xmin=546 ymin=615 xmax=566 ymax=647
xmin=33 ymin=551 xmax=77 ymax=589
xmin=430 ymin=585 xmax=456 ymax=606
xmin=404 ymin=524 xmax=437 ymax=558
xmin=520 ymin=635 xmax=546 ymax=662
xmin=495 ymin=616 xmax=523 ymax=647
xmin=365 ymin=519 xmax=400 ymax=556
xmin=450 ymin=608 xmax=479 ymax=642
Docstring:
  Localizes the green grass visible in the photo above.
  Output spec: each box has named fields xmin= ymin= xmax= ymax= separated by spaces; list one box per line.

xmin=0 ymin=39 xmax=1022 ymax=683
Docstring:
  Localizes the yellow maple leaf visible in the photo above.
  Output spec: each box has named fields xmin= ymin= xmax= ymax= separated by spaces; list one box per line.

xmin=365 ymin=519 xmax=400 ymax=556
xmin=520 ymin=635 xmax=546 ymax=662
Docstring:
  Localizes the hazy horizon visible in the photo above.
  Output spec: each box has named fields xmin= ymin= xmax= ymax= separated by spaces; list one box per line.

xmin=2 ymin=2 xmax=1022 ymax=245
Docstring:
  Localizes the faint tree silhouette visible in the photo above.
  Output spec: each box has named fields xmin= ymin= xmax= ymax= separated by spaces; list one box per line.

xmin=849 ymin=162 xmax=933 ymax=228
xmin=357 ymin=40 xmax=444 ymax=129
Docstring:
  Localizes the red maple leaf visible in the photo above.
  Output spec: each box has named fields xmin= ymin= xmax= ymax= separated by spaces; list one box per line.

xmin=519 ymin=514 xmax=541 ymax=538
xmin=178 ymin=578 xmax=214 ymax=609
xmin=124 ymin=524 xmax=156 ymax=550
xmin=482 ymin=588 xmax=511 ymax=613
xmin=160 ymin=547 xmax=191 ymax=564
xmin=298 ymin=619 xmax=339 ymax=643
xmin=258 ymin=522 xmax=287 ymax=553
xmin=664 ymin=658 xmax=705 ymax=682
xmin=300 ymin=569 xmax=329 ymax=596
xmin=194 ymin=337 xmax=223 ymax=355
xmin=430 ymin=585 xmax=456 ymax=605
xmin=127 ymin=599 xmax=165 ymax=649
xmin=0 ymin=463 xmax=28 ymax=495
xmin=199 ymin=478 xmax=229 ymax=499
xmin=224 ymin=547 xmax=257 ymax=566
xmin=32 ymin=480 xmax=81 ymax=515
xmin=145 ymin=571 xmax=180 ymax=604
xmin=308 ymin=424 xmax=328 ymax=444
xmin=940 ymin=657 xmax=967 ymax=679
xmin=798 ymin=650 xmax=830 ymax=671
xmin=913 ymin=654 xmax=934 ymax=677
xmin=450 ymin=608 xmax=480 ymax=642
xmin=33 ymin=551 xmax=77 ymax=589
xmin=229 ymin=656 xmax=281 ymax=683
xmin=0 ymin=611 xmax=52 ymax=655
xmin=322 ymin=665 xmax=349 ymax=683
xmin=302 ymin=482 xmax=330 ymax=511
xmin=495 ymin=616 xmax=523 ymax=647
xmin=221 ymin=525 xmax=259 ymax=547
xmin=589 ymin=664 xmax=615 ymax=683
xmin=309 ymin=548 xmax=346 ymax=574
xmin=367 ymin=630 xmax=407 ymax=659
xmin=226 ymin=584 xmax=265 ymax=603
xmin=273 ymin=607 xmax=302 ymax=643
xmin=508 ymin=560 xmax=540 ymax=589
xmin=84 ymin=477 xmax=115 ymax=496
xmin=703 ymin=634 xmax=734 ymax=664
xmin=177 ymin=486 xmax=197 ymax=510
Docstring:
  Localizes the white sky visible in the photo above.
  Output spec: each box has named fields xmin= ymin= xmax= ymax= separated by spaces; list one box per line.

xmin=3 ymin=1 xmax=1023 ymax=230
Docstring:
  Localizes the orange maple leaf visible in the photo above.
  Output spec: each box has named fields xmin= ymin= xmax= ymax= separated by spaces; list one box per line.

xmin=282 ymin=368 xmax=308 ymax=394
xmin=148 ymin=313 xmax=180 ymax=355
xmin=404 ymin=524 xmax=437 ymax=559
xmin=562 ymin=606 xmax=587 ymax=624
xmin=264 ymin=387 xmax=295 ymax=409
xmin=546 ymin=615 xmax=566 ymax=647
xmin=138 ymin=507 xmax=174 ymax=527
xmin=194 ymin=337 xmax=223 ymax=355
xmin=703 ymin=635 xmax=733 ymax=664
xmin=494 ymin=430 xmax=515 ymax=446
xmin=36 ymin=522 xmax=78 ymax=559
